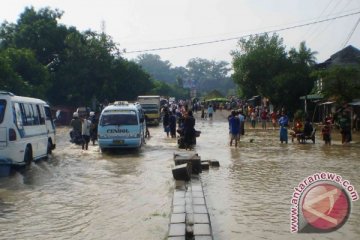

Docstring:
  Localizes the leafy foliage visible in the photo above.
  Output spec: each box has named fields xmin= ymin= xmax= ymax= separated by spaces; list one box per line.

xmin=314 ymin=65 xmax=360 ymax=103
xmin=136 ymin=54 xmax=235 ymax=97
xmin=231 ymin=34 xmax=316 ymax=114
xmin=136 ymin=54 xmax=175 ymax=84
xmin=186 ymin=58 xmax=234 ymax=95
xmin=0 ymin=7 xmax=155 ymax=108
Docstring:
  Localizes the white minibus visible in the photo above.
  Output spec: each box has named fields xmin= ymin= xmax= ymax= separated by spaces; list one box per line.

xmin=97 ymin=101 xmax=146 ymax=151
xmin=0 ymin=91 xmax=56 ymax=166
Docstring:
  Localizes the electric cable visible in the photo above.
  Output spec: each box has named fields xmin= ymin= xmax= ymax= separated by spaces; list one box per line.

xmin=309 ymin=0 xmax=350 ymax=44
xmin=303 ymin=0 xmax=335 ymax=40
xmin=124 ymin=10 xmax=360 ymax=54
xmin=342 ymin=16 xmax=360 ymax=47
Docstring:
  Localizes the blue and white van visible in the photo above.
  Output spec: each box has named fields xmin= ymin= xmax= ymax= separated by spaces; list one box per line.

xmin=97 ymin=101 xmax=146 ymax=151
xmin=0 ymin=91 xmax=56 ymax=166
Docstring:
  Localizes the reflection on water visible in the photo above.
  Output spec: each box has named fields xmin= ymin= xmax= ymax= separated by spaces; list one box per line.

xmin=0 ymin=111 xmax=359 ymax=240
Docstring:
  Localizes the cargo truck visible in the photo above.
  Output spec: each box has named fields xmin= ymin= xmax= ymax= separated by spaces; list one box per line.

xmin=137 ymin=95 xmax=161 ymax=125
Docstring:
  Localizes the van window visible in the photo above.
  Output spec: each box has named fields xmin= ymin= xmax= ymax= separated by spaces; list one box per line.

xmin=32 ymin=104 xmax=40 ymax=125
xmin=23 ymin=103 xmax=34 ymax=125
xmin=13 ymin=102 xmax=24 ymax=127
xmin=44 ymin=106 xmax=52 ymax=121
xmin=0 ymin=100 xmax=6 ymax=124
xmin=37 ymin=105 xmax=45 ymax=124
xmin=100 ymin=112 xmax=138 ymax=126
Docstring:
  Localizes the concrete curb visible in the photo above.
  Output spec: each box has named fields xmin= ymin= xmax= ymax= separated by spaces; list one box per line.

xmin=168 ymin=152 xmax=214 ymax=240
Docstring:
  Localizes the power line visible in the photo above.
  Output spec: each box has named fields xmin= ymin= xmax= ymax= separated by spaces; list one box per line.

xmin=303 ymin=0 xmax=335 ymax=40
xmin=308 ymin=0 xmax=350 ymax=44
xmin=342 ymin=16 xmax=360 ymax=47
xmin=124 ymin=10 xmax=360 ymax=54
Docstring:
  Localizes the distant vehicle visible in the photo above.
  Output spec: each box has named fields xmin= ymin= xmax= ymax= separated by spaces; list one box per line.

xmin=137 ymin=95 xmax=161 ymax=125
xmin=97 ymin=101 xmax=146 ymax=151
xmin=0 ymin=91 xmax=56 ymax=167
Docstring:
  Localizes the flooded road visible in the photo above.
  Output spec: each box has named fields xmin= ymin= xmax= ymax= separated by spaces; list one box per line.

xmin=0 ymin=110 xmax=359 ymax=240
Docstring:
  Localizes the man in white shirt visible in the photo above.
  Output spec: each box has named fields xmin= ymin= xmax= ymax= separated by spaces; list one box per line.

xmin=81 ymin=117 xmax=91 ymax=150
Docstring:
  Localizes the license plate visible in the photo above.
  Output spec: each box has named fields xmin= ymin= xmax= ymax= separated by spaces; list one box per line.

xmin=113 ymin=140 xmax=124 ymax=144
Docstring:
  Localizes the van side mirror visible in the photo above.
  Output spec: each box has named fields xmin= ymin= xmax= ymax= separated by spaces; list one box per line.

xmin=140 ymin=117 xmax=144 ymax=123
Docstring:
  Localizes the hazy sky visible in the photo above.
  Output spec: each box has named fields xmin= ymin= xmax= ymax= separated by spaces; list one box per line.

xmin=2 ymin=0 xmax=360 ymax=67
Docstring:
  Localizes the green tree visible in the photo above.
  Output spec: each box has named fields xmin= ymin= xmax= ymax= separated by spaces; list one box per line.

xmin=186 ymin=58 xmax=234 ymax=96
xmin=0 ymin=50 xmax=28 ymax=94
xmin=0 ymin=48 xmax=50 ymax=98
xmin=231 ymin=34 xmax=316 ymax=114
xmin=1 ymin=7 xmax=68 ymax=65
xmin=231 ymin=33 xmax=288 ymax=99
xmin=315 ymin=65 xmax=360 ymax=103
xmin=285 ymin=42 xmax=317 ymax=112
xmin=0 ymin=6 xmax=198 ymax=108
xmin=289 ymin=41 xmax=317 ymax=66
xmin=50 ymin=30 xmax=123 ymax=106
xmin=136 ymin=54 xmax=175 ymax=84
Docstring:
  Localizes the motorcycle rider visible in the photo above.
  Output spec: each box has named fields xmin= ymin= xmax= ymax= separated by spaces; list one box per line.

xmin=183 ymin=110 xmax=196 ymax=149
xmin=70 ymin=112 xmax=82 ymax=143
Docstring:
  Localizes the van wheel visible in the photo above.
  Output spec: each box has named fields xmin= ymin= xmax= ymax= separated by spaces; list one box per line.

xmin=47 ymin=139 xmax=52 ymax=154
xmin=24 ymin=146 xmax=33 ymax=166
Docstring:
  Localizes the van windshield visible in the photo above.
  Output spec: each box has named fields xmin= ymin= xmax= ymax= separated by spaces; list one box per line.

xmin=0 ymin=100 xmax=6 ymax=124
xmin=100 ymin=112 xmax=138 ymax=126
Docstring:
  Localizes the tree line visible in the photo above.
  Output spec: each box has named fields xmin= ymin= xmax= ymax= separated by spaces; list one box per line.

xmin=231 ymin=34 xmax=360 ymax=115
xmin=1 ymin=7 xmax=359 ymax=115
xmin=0 ymin=7 xmax=235 ymax=108
xmin=0 ymin=7 xmax=189 ymax=107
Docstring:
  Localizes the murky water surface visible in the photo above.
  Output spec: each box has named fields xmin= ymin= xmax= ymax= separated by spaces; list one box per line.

xmin=0 ymin=110 xmax=359 ymax=240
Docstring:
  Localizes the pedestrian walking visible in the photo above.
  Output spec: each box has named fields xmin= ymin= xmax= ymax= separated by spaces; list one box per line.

xmin=278 ymin=111 xmax=289 ymax=144
xmin=145 ymin=114 xmax=150 ymax=138
xmin=207 ymin=104 xmax=214 ymax=120
xmin=271 ymin=111 xmax=277 ymax=130
xmin=339 ymin=111 xmax=352 ymax=144
xmin=81 ymin=117 xmax=91 ymax=150
xmin=169 ymin=109 xmax=177 ymax=138
xmin=250 ymin=111 xmax=256 ymax=129
xmin=261 ymin=109 xmax=267 ymax=129
xmin=183 ymin=110 xmax=196 ymax=149
xmin=321 ymin=120 xmax=331 ymax=145
xmin=229 ymin=110 xmax=241 ymax=147
xmin=163 ymin=108 xmax=170 ymax=137
xmin=238 ymin=109 xmax=245 ymax=136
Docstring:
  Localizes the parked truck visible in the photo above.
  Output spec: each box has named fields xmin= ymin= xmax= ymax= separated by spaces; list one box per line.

xmin=137 ymin=95 xmax=161 ymax=125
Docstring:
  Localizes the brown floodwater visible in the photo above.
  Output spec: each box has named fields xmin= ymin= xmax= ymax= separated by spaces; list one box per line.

xmin=0 ymin=110 xmax=359 ymax=240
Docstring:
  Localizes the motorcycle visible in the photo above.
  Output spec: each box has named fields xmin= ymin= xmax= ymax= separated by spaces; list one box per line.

xmin=177 ymin=128 xmax=201 ymax=149
xmin=70 ymin=130 xmax=83 ymax=145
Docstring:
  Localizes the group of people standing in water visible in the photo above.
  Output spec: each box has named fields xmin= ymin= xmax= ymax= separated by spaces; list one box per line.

xmin=162 ymin=104 xmax=197 ymax=149
xmin=227 ymin=108 xmax=354 ymax=146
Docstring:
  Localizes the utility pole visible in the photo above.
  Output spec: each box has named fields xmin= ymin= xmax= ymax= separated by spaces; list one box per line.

xmin=101 ymin=20 xmax=106 ymax=34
